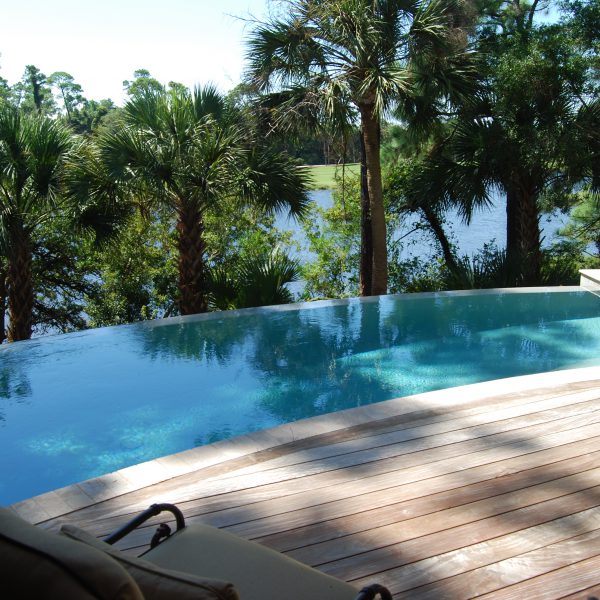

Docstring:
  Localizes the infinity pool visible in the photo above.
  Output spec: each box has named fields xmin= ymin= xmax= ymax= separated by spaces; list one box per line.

xmin=2 ymin=288 xmax=600 ymax=505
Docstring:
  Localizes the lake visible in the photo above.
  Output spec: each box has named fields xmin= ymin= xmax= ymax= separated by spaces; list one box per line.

xmin=276 ymin=189 xmax=570 ymax=264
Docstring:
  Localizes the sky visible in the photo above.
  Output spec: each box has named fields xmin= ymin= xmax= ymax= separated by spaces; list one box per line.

xmin=1 ymin=0 xmax=272 ymax=105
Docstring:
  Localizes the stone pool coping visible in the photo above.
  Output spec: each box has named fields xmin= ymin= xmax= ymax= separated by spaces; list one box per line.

xmin=10 ymin=362 xmax=600 ymax=523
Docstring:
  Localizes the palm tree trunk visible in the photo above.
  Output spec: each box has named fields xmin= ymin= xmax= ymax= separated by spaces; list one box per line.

xmin=421 ymin=205 xmax=462 ymax=280
xmin=359 ymin=104 xmax=387 ymax=296
xmin=176 ymin=202 xmax=208 ymax=315
xmin=0 ymin=260 xmax=6 ymax=344
xmin=359 ymin=130 xmax=373 ymax=296
xmin=7 ymin=234 xmax=34 ymax=342
xmin=506 ymin=185 xmax=541 ymax=286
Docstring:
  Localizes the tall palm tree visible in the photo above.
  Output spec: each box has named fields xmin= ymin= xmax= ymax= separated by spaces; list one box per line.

xmin=0 ymin=105 xmax=76 ymax=341
xmin=246 ymin=0 xmax=475 ymax=295
xmin=86 ymin=86 xmax=309 ymax=315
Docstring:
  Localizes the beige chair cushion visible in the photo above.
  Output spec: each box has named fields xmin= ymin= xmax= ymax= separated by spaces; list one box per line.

xmin=143 ymin=523 xmax=359 ymax=600
xmin=61 ymin=524 xmax=239 ymax=600
xmin=0 ymin=507 xmax=143 ymax=600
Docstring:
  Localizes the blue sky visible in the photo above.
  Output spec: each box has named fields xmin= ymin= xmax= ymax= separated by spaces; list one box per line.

xmin=1 ymin=0 xmax=270 ymax=104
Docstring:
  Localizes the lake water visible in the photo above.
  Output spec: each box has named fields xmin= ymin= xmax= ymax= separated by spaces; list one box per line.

xmin=277 ymin=189 xmax=569 ymax=260
xmin=276 ymin=190 xmax=570 ymax=292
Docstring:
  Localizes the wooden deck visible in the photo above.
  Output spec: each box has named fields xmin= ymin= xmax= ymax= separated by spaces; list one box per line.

xmin=14 ymin=370 xmax=600 ymax=598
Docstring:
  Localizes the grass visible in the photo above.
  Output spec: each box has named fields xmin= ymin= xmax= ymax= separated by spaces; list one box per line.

xmin=303 ymin=163 xmax=360 ymax=190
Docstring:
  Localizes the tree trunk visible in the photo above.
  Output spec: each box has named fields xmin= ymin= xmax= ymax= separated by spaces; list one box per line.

xmin=0 ymin=260 xmax=6 ymax=344
xmin=359 ymin=130 xmax=373 ymax=296
xmin=359 ymin=104 xmax=387 ymax=296
xmin=421 ymin=205 xmax=462 ymax=280
xmin=177 ymin=202 xmax=208 ymax=315
xmin=7 ymin=234 xmax=34 ymax=342
xmin=505 ymin=185 xmax=541 ymax=286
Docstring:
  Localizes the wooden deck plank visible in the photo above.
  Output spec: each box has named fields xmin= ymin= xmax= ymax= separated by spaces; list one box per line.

xmin=558 ymin=584 xmax=600 ymax=599
xmin=92 ymin=440 xmax=600 ymax=553
xmin=318 ymin=486 xmax=600 ymax=581
xmin=176 ymin=396 xmax=600 ymax=495
xmin=389 ymin=522 xmax=600 ymax=598
xmin=43 ymin=384 xmax=600 ymax=526
xmin=364 ymin=508 xmax=600 ymax=600
xmin=250 ymin=451 xmax=600 ymax=550
xmin=285 ymin=467 xmax=600 ymax=566
xmin=477 ymin=554 xmax=600 ymax=599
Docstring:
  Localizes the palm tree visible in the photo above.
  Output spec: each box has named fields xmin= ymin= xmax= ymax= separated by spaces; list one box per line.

xmin=413 ymin=12 xmax=596 ymax=286
xmin=246 ymin=0 xmax=475 ymax=295
xmin=0 ymin=105 xmax=76 ymax=341
xmin=86 ymin=86 xmax=309 ymax=315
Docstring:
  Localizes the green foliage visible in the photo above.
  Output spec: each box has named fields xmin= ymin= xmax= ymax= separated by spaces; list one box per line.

xmin=49 ymin=72 xmax=84 ymax=120
xmin=559 ymin=188 xmax=600 ymax=252
xmin=70 ymin=98 xmax=117 ymax=134
xmin=247 ymin=0 xmax=478 ymax=294
xmin=208 ymin=248 xmax=299 ymax=310
xmin=300 ymin=177 xmax=362 ymax=299
xmin=0 ymin=104 xmax=96 ymax=340
xmin=0 ymin=105 xmax=76 ymax=241
xmin=122 ymin=69 xmax=165 ymax=98
xmin=31 ymin=216 xmax=99 ymax=334
xmin=85 ymin=214 xmax=177 ymax=326
xmin=12 ymin=65 xmax=56 ymax=115
xmin=84 ymin=199 xmax=300 ymax=326
xmin=1 ymin=2 xmax=598 ymax=341
xmin=204 ymin=200 xmax=295 ymax=272
xmin=301 ymin=172 xmax=408 ymax=299
xmin=388 ymin=254 xmax=448 ymax=293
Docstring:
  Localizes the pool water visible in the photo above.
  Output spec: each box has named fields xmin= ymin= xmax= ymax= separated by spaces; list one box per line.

xmin=2 ymin=289 xmax=600 ymax=505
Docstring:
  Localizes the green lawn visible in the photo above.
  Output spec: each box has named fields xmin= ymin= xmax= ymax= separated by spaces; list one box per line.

xmin=303 ymin=163 xmax=360 ymax=190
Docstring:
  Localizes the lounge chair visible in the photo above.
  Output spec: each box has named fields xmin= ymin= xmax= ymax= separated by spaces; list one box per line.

xmin=1 ymin=502 xmax=392 ymax=599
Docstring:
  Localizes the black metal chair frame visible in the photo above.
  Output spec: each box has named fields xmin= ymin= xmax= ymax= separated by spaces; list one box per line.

xmin=105 ymin=503 xmax=393 ymax=600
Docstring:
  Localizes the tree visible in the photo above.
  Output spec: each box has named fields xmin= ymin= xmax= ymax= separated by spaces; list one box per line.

xmin=86 ymin=85 xmax=309 ymax=315
xmin=84 ymin=213 xmax=177 ymax=326
xmin=246 ymin=0 xmax=475 ymax=296
xmin=395 ymin=0 xmax=600 ymax=286
xmin=70 ymin=98 xmax=117 ymax=134
xmin=29 ymin=216 xmax=100 ymax=335
xmin=11 ymin=65 xmax=55 ymax=115
xmin=0 ymin=105 xmax=76 ymax=341
xmin=48 ymin=71 xmax=85 ymax=123
xmin=123 ymin=69 xmax=165 ymax=98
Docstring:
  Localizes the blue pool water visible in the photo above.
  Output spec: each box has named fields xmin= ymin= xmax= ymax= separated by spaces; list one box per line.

xmin=2 ymin=288 xmax=600 ymax=505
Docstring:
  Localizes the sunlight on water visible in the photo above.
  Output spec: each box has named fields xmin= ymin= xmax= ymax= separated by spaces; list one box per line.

xmin=1 ymin=289 xmax=600 ymax=504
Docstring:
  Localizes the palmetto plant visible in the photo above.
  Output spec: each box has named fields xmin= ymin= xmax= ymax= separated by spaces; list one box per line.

xmin=247 ymin=0 xmax=476 ymax=295
xmin=0 ymin=105 xmax=76 ymax=341
xmin=85 ymin=86 xmax=309 ymax=315
xmin=207 ymin=248 xmax=300 ymax=310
